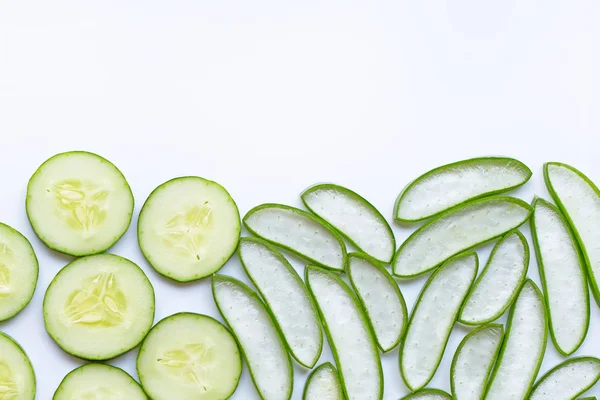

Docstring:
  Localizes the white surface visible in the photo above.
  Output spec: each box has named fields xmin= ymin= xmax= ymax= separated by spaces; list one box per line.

xmin=0 ymin=1 xmax=599 ymax=398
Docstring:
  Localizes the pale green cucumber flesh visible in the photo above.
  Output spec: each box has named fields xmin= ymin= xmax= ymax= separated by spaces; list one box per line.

xmin=399 ymin=389 xmax=452 ymax=400
xmin=529 ymin=357 xmax=600 ymax=400
xmin=302 ymin=362 xmax=343 ymax=400
xmin=0 ymin=332 xmax=36 ymax=400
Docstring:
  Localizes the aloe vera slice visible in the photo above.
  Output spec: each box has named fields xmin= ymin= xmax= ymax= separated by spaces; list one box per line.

xmin=301 ymin=184 xmax=395 ymax=263
xmin=531 ymin=198 xmax=589 ymax=356
xmin=544 ymin=162 xmax=600 ymax=305
xmin=530 ymin=357 xmax=600 ymax=400
xmin=484 ymin=280 xmax=547 ymax=400
xmin=400 ymin=389 xmax=451 ymax=400
xmin=347 ymin=253 xmax=407 ymax=352
xmin=305 ymin=265 xmax=383 ymax=400
xmin=302 ymin=362 xmax=343 ymax=400
xmin=400 ymin=252 xmax=478 ymax=391
xmin=238 ymin=237 xmax=323 ymax=368
xmin=458 ymin=231 xmax=529 ymax=325
xmin=244 ymin=204 xmax=347 ymax=271
xmin=393 ymin=197 xmax=531 ymax=277
xmin=579 ymin=397 xmax=598 ymax=400
xmin=394 ymin=157 xmax=532 ymax=222
xmin=450 ymin=324 xmax=504 ymax=400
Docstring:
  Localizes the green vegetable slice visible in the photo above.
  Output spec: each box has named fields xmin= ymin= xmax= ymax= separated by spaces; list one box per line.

xmin=400 ymin=252 xmax=478 ymax=391
xmin=0 ymin=332 xmax=35 ymax=400
xmin=530 ymin=357 xmax=600 ymax=400
xmin=54 ymin=364 xmax=147 ymax=399
xmin=393 ymin=197 xmax=531 ymax=278
xmin=399 ymin=389 xmax=451 ymax=400
xmin=302 ymin=362 xmax=343 ymax=400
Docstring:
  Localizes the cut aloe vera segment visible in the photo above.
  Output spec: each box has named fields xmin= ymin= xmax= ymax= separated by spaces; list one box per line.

xmin=458 ymin=231 xmax=529 ymax=325
xmin=545 ymin=162 xmax=600 ymax=305
xmin=306 ymin=265 xmax=382 ymax=400
xmin=400 ymin=252 xmax=478 ymax=391
xmin=212 ymin=275 xmax=292 ymax=400
xmin=137 ymin=312 xmax=241 ymax=400
xmin=531 ymin=198 xmax=589 ymax=355
xmin=301 ymin=184 xmax=395 ymax=263
xmin=26 ymin=151 xmax=134 ymax=256
xmin=43 ymin=254 xmax=155 ymax=360
xmin=243 ymin=204 xmax=347 ymax=271
xmin=394 ymin=157 xmax=532 ymax=222
xmin=302 ymin=362 xmax=343 ymax=400
xmin=393 ymin=197 xmax=531 ymax=277
xmin=400 ymin=389 xmax=452 ymax=400
xmin=484 ymin=280 xmax=547 ymax=400
xmin=239 ymin=237 xmax=323 ymax=368
xmin=530 ymin=357 xmax=600 ymax=400
xmin=347 ymin=253 xmax=407 ymax=352
xmin=138 ymin=176 xmax=240 ymax=282
xmin=0 ymin=223 xmax=38 ymax=322
xmin=0 ymin=332 xmax=35 ymax=400
xmin=450 ymin=324 xmax=504 ymax=400
xmin=54 ymin=363 xmax=146 ymax=399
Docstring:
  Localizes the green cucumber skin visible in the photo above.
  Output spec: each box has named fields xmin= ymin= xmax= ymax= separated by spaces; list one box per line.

xmin=301 ymin=362 xmax=341 ymax=400
xmin=544 ymin=162 xmax=600 ymax=306
xmin=301 ymin=183 xmax=396 ymax=264
xmin=393 ymin=157 xmax=532 ymax=223
xmin=305 ymin=265 xmax=384 ymax=400
xmin=530 ymin=197 xmax=590 ymax=356
xmin=243 ymin=203 xmax=348 ymax=271
xmin=0 ymin=222 xmax=39 ymax=323
xmin=531 ymin=356 xmax=600 ymax=399
xmin=346 ymin=252 xmax=407 ymax=352
xmin=457 ymin=230 xmax=530 ymax=326
xmin=56 ymin=363 xmax=145 ymax=400
xmin=392 ymin=196 xmax=532 ymax=278
xmin=26 ymin=150 xmax=134 ymax=257
xmin=0 ymin=331 xmax=36 ymax=399
xmin=399 ymin=388 xmax=452 ymax=399
xmin=212 ymin=275 xmax=293 ymax=400
xmin=238 ymin=236 xmax=324 ymax=368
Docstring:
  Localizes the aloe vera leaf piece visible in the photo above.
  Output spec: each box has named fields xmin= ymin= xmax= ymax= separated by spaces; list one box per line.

xmin=530 ymin=357 xmax=600 ymax=400
xmin=302 ymin=362 xmax=343 ymax=400
xmin=399 ymin=388 xmax=452 ymax=400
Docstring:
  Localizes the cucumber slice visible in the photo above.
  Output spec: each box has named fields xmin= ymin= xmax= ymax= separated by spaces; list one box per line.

xmin=400 ymin=389 xmax=452 ymax=400
xmin=138 ymin=176 xmax=240 ymax=282
xmin=302 ymin=362 xmax=343 ymax=400
xmin=458 ymin=231 xmax=529 ymax=325
xmin=238 ymin=237 xmax=323 ymax=368
xmin=53 ymin=363 xmax=146 ymax=399
xmin=212 ymin=275 xmax=292 ymax=400
xmin=301 ymin=183 xmax=395 ymax=263
xmin=0 ymin=223 xmax=38 ymax=322
xmin=347 ymin=252 xmax=407 ymax=352
xmin=305 ymin=265 xmax=383 ymax=400
xmin=26 ymin=151 xmax=134 ymax=256
xmin=393 ymin=197 xmax=531 ymax=277
xmin=394 ymin=157 xmax=532 ymax=222
xmin=531 ymin=198 xmax=589 ymax=355
xmin=484 ymin=280 xmax=547 ymax=400
xmin=450 ymin=324 xmax=504 ymax=400
xmin=43 ymin=254 xmax=155 ymax=360
xmin=137 ymin=312 xmax=242 ymax=400
xmin=544 ymin=162 xmax=600 ymax=305
xmin=0 ymin=332 xmax=35 ymax=400
xmin=400 ymin=252 xmax=478 ymax=391
xmin=243 ymin=204 xmax=347 ymax=271
xmin=530 ymin=357 xmax=600 ymax=400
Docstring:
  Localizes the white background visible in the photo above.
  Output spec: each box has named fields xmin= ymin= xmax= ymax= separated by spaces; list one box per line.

xmin=1 ymin=1 xmax=600 ymax=398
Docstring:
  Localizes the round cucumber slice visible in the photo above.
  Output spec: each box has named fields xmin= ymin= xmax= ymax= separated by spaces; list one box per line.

xmin=53 ymin=363 xmax=146 ymax=399
xmin=43 ymin=254 xmax=155 ymax=360
xmin=137 ymin=312 xmax=241 ymax=400
xmin=0 ymin=332 xmax=35 ymax=400
xmin=138 ymin=176 xmax=240 ymax=282
xmin=26 ymin=151 xmax=134 ymax=256
xmin=0 ymin=223 xmax=38 ymax=322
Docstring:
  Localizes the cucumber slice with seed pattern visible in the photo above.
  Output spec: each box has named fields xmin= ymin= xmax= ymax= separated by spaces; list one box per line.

xmin=400 ymin=389 xmax=451 ymax=400
xmin=302 ymin=362 xmax=343 ymax=400
xmin=26 ymin=151 xmax=134 ymax=256
xmin=0 ymin=332 xmax=35 ymax=400
xmin=530 ymin=357 xmax=600 ymax=400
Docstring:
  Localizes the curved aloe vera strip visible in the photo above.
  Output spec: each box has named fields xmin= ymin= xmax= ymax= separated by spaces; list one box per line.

xmin=305 ymin=265 xmax=383 ymax=400
xmin=530 ymin=357 xmax=600 ymax=400
xmin=238 ymin=237 xmax=323 ymax=368
xmin=458 ymin=231 xmax=529 ymax=325
xmin=400 ymin=252 xmax=478 ymax=391
xmin=484 ymin=280 xmax=547 ymax=400
xmin=302 ymin=362 xmax=343 ymax=400
xmin=347 ymin=252 xmax=407 ymax=352
xmin=450 ymin=324 xmax=504 ymax=400
xmin=544 ymin=162 xmax=600 ymax=305
xmin=212 ymin=275 xmax=293 ymax=400
xmin=531 ymin=198 xmax=590 ymax=356
xmin=394 ymin=157 xmax=532 ymax=222
xmin=244 ymin=204 xmax=347 ymax=271
xmin=393 ymin=197 xmax=531 ymax=277
xmin=301 ymin=184 xmax=395 ymax=263
xmin=400 ymin=389 xmax=451 ymax=400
